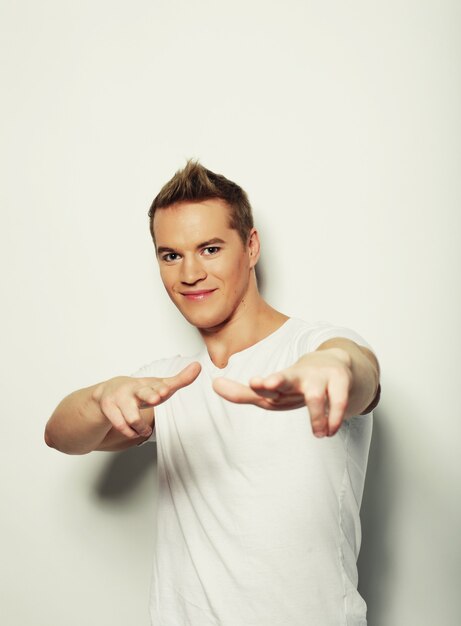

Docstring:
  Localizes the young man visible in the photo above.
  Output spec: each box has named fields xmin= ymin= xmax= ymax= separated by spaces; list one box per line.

xmin=45 ymin=161 xmax=380 ymax=626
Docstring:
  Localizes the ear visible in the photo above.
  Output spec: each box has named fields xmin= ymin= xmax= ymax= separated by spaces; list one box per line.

xmin=247 ymin=228 xmax=261 ymax=268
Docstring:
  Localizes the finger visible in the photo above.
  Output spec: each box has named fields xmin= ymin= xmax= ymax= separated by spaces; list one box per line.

xmin=119 ymin=397 xmax=153 ymax=437
xmin=326 ymin=377 xmax=349 ymax=436
xmin=304 ymin=389 xmax=328 ymax=438
xmin=136 ymin=385 xmax=163 ymax=407
xmin=214 ymin=377 xmax=306 ymax=410
xmin=249 ymin=372 xmax=296 ymax=394
xmin=137 ymin=362 xmax=201 ymax=409
xmin=165 ymin=362 xmax=202 ymax=394
xmin=249 ymin=387 xmax=304 ymax=402
xmin=100 ymin=400 xmax=140 ymax=439
xmin=212 ymin=377 xmax=274 ymax=408
xmin=267 ymin=396 xmax=306 ymax=410
xmin=247 ymin=385 xmax=280 ymax=399
xmin=270 ymin=393 xmax=305 ymax=407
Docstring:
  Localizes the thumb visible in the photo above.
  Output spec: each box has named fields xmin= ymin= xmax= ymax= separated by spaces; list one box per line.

xmin=168 ymin=361 xmax=202 ymax=390
xmin=213 ymin=377 xmax=264 ymax=404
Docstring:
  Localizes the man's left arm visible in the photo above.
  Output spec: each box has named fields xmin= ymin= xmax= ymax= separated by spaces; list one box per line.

xmin=213 ymin=338 xmax=380 ymax=438
xmin=315 ymin=337 xmax=381 ymax=419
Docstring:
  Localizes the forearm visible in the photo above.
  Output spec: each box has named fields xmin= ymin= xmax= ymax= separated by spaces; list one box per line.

xmin=45 ymin=365 xmax=200 ymax=454
xmin=316 ymin=338 xmax=380 ymax=417
xmin=45 ymin=384 xmax=112 ymax=455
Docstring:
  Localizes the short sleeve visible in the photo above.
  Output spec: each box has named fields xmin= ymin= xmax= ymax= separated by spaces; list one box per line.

xmin=292 ymin=320 xmax=379 ymax=416
xmin=299 ymin=320 xmax=374 ymax=353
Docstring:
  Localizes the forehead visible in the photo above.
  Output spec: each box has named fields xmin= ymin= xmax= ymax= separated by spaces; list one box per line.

xmin=153 ymin=199 xmax=235 ymax=247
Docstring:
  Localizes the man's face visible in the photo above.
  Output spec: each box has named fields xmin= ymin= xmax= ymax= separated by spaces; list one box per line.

xmin=153 ymin=199 xmax=258 ymax=331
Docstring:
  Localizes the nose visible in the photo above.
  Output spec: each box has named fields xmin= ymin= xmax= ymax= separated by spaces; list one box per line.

xmin=180 ymin=254 xmax=207 ymax=285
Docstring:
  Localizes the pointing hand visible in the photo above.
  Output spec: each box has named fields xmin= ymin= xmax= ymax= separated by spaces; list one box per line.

xmin=93 ymin=361 xmax=201 ymax=439
xmin=212 ymin=349 xmax=353 ymax=438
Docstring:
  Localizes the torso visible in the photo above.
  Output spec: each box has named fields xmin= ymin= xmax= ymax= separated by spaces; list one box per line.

xmin=137 ymin=319 xmax=373 ymax=626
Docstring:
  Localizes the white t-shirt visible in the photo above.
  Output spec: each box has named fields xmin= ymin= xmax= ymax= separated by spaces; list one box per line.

xmin=133 ymin=319 xmax=373 ymax=626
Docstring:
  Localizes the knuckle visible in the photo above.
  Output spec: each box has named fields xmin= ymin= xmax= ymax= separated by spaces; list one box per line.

xmin=122 ymin=404 xmax=141 ymax=424
xmin=110 ymin=416 xmax=127 ymax=433
xmin=99 ymin=396 xmax=115 ymax=414
xmin=137 ymin=385 xmax=156 ymax=400
xmin=331 ymin=397 xmax=348 ymax=411
xmin=126 ymin=415 xmax=142 ymax=428
xmin=155 ymin=384 xmax=169 ymax=397
xmin=305 ymin=390 xmax=325 ymax=405
xmin=311 ymin=415 xmax=326 ymax=427
xmin=91 ymin=383 xmax=104 ymax=403
xmin=140 ymin=376 xmax=158 ymax=386
xmin=113 ymin=421 xmax=128 ymax=434
xmin=334 ymin=367 xmax=352 ymax=386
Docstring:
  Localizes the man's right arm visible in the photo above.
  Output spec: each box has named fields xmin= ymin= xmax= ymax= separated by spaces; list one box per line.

xmin=44 ymin=363 xmax=201 ymax=455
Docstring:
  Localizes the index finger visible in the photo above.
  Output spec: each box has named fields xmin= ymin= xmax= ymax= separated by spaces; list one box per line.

xmin=249 ymin=372 xmax=296 ymax=394
xmin=326 ymin=376 xmax=349 ymax=436
xmin=162 ymin=362 xmax=202 ymax=396
xmin=212 ymin=377 xmax=275 ymax=407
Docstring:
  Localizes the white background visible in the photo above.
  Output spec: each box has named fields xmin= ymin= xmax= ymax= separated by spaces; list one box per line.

xmin=1 ymin=1 xmax=460 ymax=625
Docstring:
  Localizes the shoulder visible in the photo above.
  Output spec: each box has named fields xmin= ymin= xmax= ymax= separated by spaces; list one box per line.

xmin=287 ymin=318 xmax=373 ymax=354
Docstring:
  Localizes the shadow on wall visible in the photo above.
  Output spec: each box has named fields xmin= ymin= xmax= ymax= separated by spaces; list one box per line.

xmin=358 ymin=408 xmax=396 ymax=626
xmin=255 ymin=257 xmax=266 ymax=296
xmin=94 ymin=443 xmax=157 ymax=499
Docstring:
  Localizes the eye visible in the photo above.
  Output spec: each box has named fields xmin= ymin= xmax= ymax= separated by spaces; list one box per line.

xmin=161 ymin=252 xmax=181 ymax=262
xmin=202 ymin=246 xmax=220 ymax=256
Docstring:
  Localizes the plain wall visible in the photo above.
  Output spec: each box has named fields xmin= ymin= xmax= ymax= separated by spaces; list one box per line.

xmin=1 ymin=1 xmax=460 ymax=625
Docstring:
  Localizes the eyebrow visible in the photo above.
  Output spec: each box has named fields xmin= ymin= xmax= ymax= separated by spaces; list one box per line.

xmin=157 ymin=238 xmax=225 ymax=255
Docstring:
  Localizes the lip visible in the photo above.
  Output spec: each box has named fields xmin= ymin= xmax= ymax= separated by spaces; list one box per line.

xmin=180 ymin=289 xmax=217 ymax=301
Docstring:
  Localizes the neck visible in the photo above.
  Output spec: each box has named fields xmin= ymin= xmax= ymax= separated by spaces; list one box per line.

xmin=199 ymin=288 xmax=288 ymax=368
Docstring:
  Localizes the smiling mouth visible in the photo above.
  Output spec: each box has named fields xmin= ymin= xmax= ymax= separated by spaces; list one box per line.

xmin=180 ymin=289 xmax=217 ymax=301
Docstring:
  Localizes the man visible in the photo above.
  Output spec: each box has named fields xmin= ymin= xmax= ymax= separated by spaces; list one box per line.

xmin=45 ymin=161 xmax=380 ymax=626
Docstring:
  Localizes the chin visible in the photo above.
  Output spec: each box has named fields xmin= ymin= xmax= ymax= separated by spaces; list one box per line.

xmin=187 ymin=316 xmax=228 ymax=332
xmin=179 ymin=308 xmax=231 ymax=332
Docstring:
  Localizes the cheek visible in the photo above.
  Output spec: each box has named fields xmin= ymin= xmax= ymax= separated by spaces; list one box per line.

xmin=159 ymin=268 xmax=175 ymax=292
xmin=222 ymin=256 xmax=250 ymax=291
